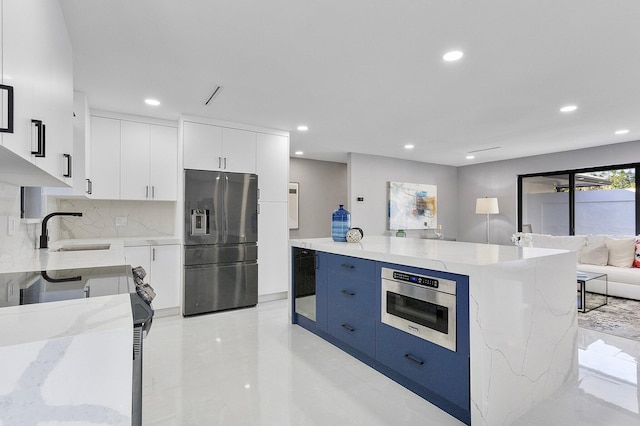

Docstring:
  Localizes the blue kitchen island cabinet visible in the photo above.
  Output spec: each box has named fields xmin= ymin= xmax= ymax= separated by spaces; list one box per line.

xmin=326 ymin=253 xmax=377 ymax=357
xmin=290 ymin=236 xmax=578 ymax=426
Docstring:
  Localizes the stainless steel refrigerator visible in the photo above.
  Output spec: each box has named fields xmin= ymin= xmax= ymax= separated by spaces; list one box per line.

xmin=183 ymin=169 xmax=258 ymax=316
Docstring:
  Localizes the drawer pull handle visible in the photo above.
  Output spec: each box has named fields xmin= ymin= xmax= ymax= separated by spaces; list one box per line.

xmin=341 ymin=263 xmax=355 ymax=269
xmin=341 ymin=289 xmax=355 ymax=296
xmin=341 ymin=323 xmax=355 ymax=332
xmin=404 ymin=353 xmax=424 ymax=365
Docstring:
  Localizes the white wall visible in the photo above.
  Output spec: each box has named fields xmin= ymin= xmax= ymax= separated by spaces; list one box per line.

xmin=457 ymin=140 xmax=640 ymax=244
xmin=0 ymin=184 xmax=40 ymax=259
xmin=348 ymin=153 xmax=458 ymax=239
xmin=525 ymin=189 xmax=635 ymax=236
xmin=289 ymin=157 xmax=348 ymax=239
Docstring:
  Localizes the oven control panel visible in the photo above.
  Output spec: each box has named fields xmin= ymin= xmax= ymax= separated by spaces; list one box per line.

xmin=392 ymin=271 xmax=439 ymax=289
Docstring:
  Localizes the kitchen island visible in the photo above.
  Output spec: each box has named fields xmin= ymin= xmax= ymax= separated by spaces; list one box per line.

xmin=290 ymin=236 xmax=578 ymax=425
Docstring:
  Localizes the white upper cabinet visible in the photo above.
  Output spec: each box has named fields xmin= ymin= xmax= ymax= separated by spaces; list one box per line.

xmin=149 ymin=125 xmax=178 ymax=200
xmin=256 ymin=133 xmax=289 ymax=202
xmin=121 ymin=121 xmax=178 ymax=201
xmin=91 ymin=114 xmax=178 ymax=200
xmin=120 ymin=121 xmax=150 ymax=200
xmin=89 ymin=116 xmax=121 ymax=199
xmin=0 ymin=0 xmax=73 ymax=186
xmin=183 ymin=121 xmax=256 ymax=173
xmin=183 ymin=121 xmax=222 ymax=171
xmin=222 ymin=127 xmax=256 ymax=173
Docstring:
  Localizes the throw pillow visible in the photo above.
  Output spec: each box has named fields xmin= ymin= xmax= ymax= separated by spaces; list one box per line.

xmin=606 ymin=237 xmax=636 ymax=268
xmin=634 ymin=235 xmax=640 ymax=268
xmin=579 ymin=244 xmax=608 ymax=266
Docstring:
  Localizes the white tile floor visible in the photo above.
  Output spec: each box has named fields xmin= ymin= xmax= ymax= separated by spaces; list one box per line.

xmin=143 ymin=299 xmax=640 ymax=425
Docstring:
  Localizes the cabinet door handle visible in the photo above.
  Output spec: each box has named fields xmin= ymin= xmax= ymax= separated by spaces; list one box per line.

xmin=152 ymin=186 xmax=155 ymax=199
xmin=218 ymin=156 xmax=222 ymax=168
xmin=0 ymin=84 xmax=14 ymax=133
xmin=31 ymin=120 xmax=45 ymax=157
xmin=224 ymin=157 xmax=227 ymax=169
xmin=404 ymin=353 xmax=424 ymax=365
xmin=145 ymin=186 xmax=149 ymax=198
xmin=152 ymin=248 xmax=156 ymax=261
xmin=340 ymin=263 xmax=355 ymax=269
xmin=86 ymin=179 xmax=93 ymax=195
xmin=314 ymin=254 xmax=319 ymax=270
xmin=63 ymin=154 xmax=72 ymax=178
xmin=341 ymin=289 xmax=355 ymax=296
xmin=341 ymin=323 xmax=355 ymax=332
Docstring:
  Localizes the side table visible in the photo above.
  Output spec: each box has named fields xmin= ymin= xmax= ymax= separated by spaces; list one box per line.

xmin=576 ymin=271 xmax=608 ymax=313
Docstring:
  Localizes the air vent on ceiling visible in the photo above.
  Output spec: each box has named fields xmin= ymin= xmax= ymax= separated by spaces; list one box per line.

xmin=468 ymin=146 xmax=501 ymax=154
xmin=204 ymin=86 xmax=223 ymax=105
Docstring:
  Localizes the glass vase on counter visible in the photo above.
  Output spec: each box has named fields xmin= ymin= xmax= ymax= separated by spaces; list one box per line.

xmin=331 ymin=205 xmax=351 ymax=242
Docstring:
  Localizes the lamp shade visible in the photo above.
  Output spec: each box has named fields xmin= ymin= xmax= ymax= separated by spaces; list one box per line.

xmin=476 ymin=197 xmax=499 ymax=215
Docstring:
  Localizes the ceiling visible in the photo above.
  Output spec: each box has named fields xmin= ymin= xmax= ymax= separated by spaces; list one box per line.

xmin=59 ymin=0 xmax=640 ymax=166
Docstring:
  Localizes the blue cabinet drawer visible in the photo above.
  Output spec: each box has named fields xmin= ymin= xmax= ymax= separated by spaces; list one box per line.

xmin=328 ymin=277 xmax=375 ymax=316
xmin=327 ymin=254 xmax=375 ymax=282
xmin=376 ymin=323 xmax=469 ymax=411
xmin=328 ymin=309 xmax=376 ymax=357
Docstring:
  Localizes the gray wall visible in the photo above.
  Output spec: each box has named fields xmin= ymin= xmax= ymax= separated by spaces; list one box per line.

xmin=348 ymin=153 xmax=458 ymax=239
xmin=457 ymin=140 xmax=640 ymax=244
xmin=289 ymin=157 xmax=348 ymax=239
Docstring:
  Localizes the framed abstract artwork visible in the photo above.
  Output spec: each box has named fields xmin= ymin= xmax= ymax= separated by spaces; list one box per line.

xmin=387 ymin=181 xmax=437 ymax=230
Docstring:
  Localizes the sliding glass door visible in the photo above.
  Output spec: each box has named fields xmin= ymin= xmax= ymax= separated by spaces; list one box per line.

xmin=518 ymin=164 xmax=639 ymax=236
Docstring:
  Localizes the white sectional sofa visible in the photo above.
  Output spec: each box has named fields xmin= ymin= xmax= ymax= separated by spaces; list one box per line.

xmin=524 ymin=233 xmax=640 ymax=300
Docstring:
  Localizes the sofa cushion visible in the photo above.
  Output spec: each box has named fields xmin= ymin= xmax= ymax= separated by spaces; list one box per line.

xmin=577 ymin=264 xmax=640 ymax=286
xmin=606 ymin=236 xmax=636 ymax=268
xmin=580 ymin=244 xmax=608 ymax=266
xmin=531 ymin=234 xmax=586 ymax=251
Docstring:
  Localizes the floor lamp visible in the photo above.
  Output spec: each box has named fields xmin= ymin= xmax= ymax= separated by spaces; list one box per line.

xmin=476 ymin=197 xmax=499 ymax=244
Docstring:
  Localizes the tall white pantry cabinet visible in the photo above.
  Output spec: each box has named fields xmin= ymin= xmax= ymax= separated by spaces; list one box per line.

xmin=182 ymin=117 xmax=290 ymax=298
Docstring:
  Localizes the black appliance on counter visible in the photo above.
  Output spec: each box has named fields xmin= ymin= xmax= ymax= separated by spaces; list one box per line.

xmin=0 ymin=264 xmax=154 ymax=426
xmin=183 ymin=169 xmax=258 ymax=316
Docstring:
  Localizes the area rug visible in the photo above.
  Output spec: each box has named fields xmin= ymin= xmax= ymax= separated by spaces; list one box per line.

xmin=578 ymin=296 xmax=640 ymax=341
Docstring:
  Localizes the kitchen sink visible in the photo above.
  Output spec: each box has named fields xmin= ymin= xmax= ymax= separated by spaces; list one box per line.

xmin=50 ymin=244 xmax=111 ymax=252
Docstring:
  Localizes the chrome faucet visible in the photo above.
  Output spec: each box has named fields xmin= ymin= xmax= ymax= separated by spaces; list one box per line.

xmin=40 ymin=212 xmax=83 ymax=249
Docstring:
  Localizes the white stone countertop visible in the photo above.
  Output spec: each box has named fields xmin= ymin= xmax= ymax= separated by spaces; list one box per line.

xmin=0 ymin=236 xmax=180 ymax=274
xmin=290 ymin=236 xmax=571 ymax=276
xmin=0 ymin=295 xmax=134 ymax=425
xmin=0 ymin=236 xmax=177 ymax=423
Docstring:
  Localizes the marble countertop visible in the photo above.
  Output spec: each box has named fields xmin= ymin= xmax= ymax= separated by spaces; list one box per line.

xmin=0 ymin=236 xmax=176 ymax=423
xmin=0 ymin=236 xmax=180 ymax=274
xmin=290 ymin=236 xmax=571 ymax=275
xmin=0 ymin=293 xmax=134 ymax=424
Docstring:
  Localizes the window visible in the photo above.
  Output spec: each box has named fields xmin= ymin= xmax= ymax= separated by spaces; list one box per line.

xmin=518 ymin=164 xmax=639 ymax=236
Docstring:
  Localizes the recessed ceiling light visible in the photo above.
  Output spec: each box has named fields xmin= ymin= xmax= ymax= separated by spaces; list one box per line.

xmin=145 ymin=99 xmax=160 ymax=106
xmin=443 ymin=50 xmax=464 ymax=61
xmin=295 ymin=151 xmax=304 ymax=155
xmin=560 ymin=105 xmax=577 ymax=113
xmin=404 ymin=144 xmax=414 ymax=149
xmin=615 ymin=129 xmax=629 ymax=135
xmin=297 ymin=125 xmax=308 ymax=131
xmin=466 ymin=155 xmax=475 ymax=160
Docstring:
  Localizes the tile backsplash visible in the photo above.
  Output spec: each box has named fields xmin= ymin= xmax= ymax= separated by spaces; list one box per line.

xmin=52 ymin=198 xmax=176 ymax=241
xmin=0 ymin=182 xmax=176 ymax=262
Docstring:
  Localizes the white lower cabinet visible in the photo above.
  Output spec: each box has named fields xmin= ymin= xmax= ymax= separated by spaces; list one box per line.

xmin=258 ymin=201 xmax=289 ymax=296
xmin=124 ymin=244 xmax=181 ymax=310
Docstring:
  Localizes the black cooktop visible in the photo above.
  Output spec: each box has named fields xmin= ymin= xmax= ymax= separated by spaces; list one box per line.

xmin=0 ymin=265 xmax=135 ymax=307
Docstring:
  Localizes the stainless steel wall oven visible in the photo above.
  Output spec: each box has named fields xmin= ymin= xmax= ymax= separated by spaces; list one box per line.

xmin=381 ymin=267 xmax=457 ymax=352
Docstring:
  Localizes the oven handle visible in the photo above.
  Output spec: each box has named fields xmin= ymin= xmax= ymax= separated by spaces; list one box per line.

xmin=404 ymin=353 xmax=424 ymax=365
